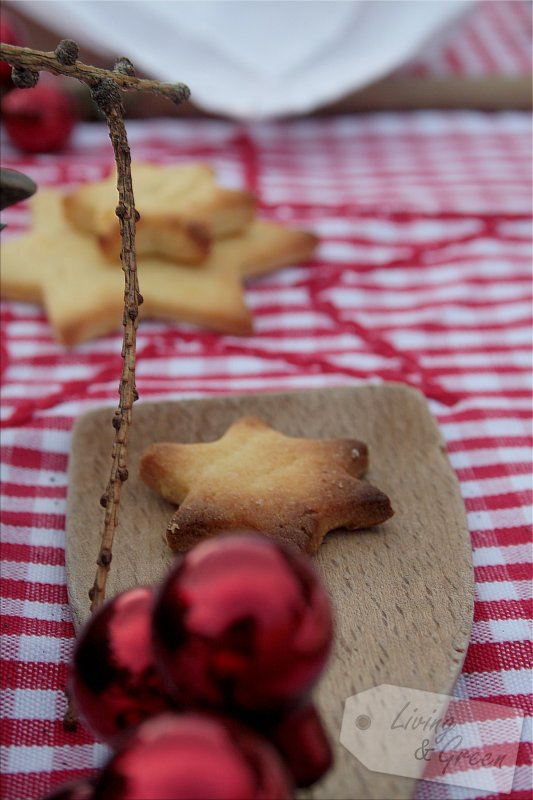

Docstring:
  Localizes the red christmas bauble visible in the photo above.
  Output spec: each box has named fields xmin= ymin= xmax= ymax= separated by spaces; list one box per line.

xmin=2 ymin=83 xmax=77 ymax=153
xmin=0 ymin=17 xmax=22 ymax=90
xmin=267 ymin=702 xmax=333 ymax=788
xmin=152 ymin=534 xmax=333 ymax=713
xmin=94 ymin=712 xmax=293 ymax=800
xmin=70 ymin=586 xmax=172 ymax=743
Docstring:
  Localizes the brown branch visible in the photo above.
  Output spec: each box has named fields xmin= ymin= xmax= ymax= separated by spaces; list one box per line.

xmin=0 ymin=41 xmax=190 ymax=104
xmin=88 ymin=79 xmax=141 ymax=614
xmin=0 ymin=40 xmax=189 ymax=612
xmin=1 ymin=38 xmax=190 ymax=736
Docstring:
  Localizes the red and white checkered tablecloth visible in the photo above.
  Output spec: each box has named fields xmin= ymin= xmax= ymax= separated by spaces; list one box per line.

xmin=0 ymin=112 xmax=531 ymax=800
xmin=403 ymin=0 xmax=532 ymax=77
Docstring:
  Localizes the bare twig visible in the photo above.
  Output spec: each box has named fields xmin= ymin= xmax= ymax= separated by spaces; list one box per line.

xmin=88 ymin=79 xmax=141 ymax=615
xmin=0 ymin=40 xmax=190 ymax=613
xmin=0 ymin=41 xmax=190 ymax=104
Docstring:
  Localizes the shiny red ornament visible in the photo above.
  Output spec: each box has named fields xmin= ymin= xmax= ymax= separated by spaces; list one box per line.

xmin=266 ymin=702 xmax=333 ymax=787
xmin=0 ymin=17 xmax=22 ymax=91
xmin=152 ymin=534 xmax=333 ymax=713
xmin=2 ymin=83 xmax=77 ymax=153
xmin=70 ymin=586 xmax=172 ymax=744
xmin=94 ymin=712 xmax=293 ymax=800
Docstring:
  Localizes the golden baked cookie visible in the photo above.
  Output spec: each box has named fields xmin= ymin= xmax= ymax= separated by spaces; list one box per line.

xmin=0 ymin=190 xmax=317 ymax=345
xmin=63 ymin=162 xmax=256 ymax=263
xmin=140 ymin=415 xmax=393 ymax=555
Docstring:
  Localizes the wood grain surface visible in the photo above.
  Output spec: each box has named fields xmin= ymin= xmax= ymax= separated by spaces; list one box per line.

xmin=66 ymin=384 xmax=473 ymax=799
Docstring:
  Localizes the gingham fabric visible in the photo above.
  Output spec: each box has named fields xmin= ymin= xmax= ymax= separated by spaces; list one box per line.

xmin=1 ymin=112 xmax=531 ymax=800
xmin=403 ymin=0 xmax=532 ymax=77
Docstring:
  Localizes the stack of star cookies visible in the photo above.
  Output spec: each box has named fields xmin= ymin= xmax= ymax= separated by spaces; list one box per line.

xmin=0 ymin=163 xmax=318 ymax=346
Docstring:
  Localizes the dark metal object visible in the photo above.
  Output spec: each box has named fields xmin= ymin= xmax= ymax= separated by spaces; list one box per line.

xmin=0 ymin=167 xmax=37 ymax=229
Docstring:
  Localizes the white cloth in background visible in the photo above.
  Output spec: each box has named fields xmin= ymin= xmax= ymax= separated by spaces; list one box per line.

xmin=13 ymin=0 xmax=472 ymax=118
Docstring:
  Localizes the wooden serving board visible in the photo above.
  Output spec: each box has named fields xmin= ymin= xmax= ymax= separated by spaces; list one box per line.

xmin=66 ymin=384 xmax=473 ymax=799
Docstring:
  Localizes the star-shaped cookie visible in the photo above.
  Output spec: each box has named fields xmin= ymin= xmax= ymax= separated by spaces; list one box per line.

xmin=140 ymin=416 xmax=393 ymax=555
xmin=63 ymin=163 xmax=256 ymax=263
xmin=0 ymin=190 xmax=317 ymax=345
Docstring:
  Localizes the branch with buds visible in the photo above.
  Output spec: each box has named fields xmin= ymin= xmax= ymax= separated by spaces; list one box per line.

xmin=0 ymin=40 xmax=190 ymax=615
xmin=0 ymin=40 xmax=189 ymax=103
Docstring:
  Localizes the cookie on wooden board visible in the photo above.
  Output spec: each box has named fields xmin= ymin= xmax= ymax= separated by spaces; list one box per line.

xmin=140 ymin=415 xmax=393 ymax=555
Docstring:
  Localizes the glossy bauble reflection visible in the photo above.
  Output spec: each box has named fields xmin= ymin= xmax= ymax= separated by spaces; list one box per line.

xmin=94 ymin=712 xmax=293 ymax=800
xmin=152 ymin=534 xmax=333 ymax=713
xmin=71 ymin=586 xmax=172 ymax=744
xmin=267 ymin=702 xmax=333 ymax=787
